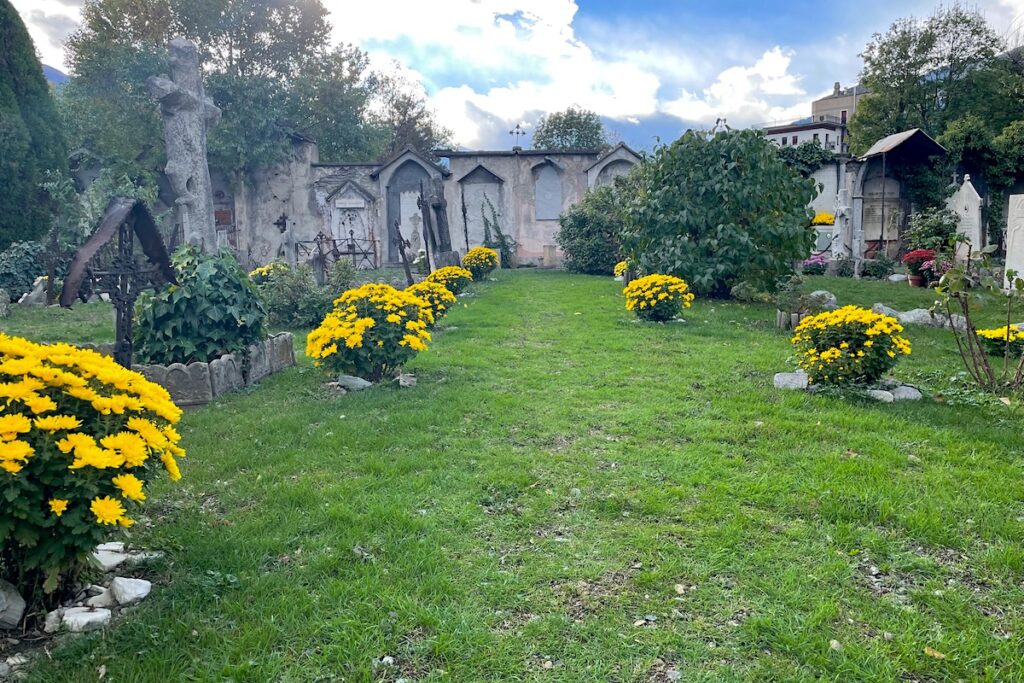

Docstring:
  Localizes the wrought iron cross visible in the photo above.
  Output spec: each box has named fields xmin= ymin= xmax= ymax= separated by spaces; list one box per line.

xmin=92 ymin=221 xmax=158 ymax=368
xmin=509 ymin=123 xmax=525 ymax=148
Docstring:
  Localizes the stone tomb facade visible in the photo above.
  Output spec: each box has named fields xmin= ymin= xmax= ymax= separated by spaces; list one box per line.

xmin=200 ymin=141 xmax=639 ymax=269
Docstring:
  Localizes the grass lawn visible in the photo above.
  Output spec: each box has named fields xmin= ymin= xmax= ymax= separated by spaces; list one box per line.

xmin=11 ymin=270 xmax=1024 ymax=682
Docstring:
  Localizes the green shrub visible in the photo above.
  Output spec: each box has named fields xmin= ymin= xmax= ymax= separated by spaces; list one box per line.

xmin=907 ymin=207 xmax=958 ymax=250
xmin=620 ymin=129 xmax=816 ymax=296
xmin=834 ymin=257 xmax=855 ymax=277
xmin=134 ymin=247 xmax=266 ymax=364
xmin=862 ymin=254 xmax=897 ymax=279
xmin=0 ymin=241 xmax=45 ymax=299
xmin=253 ymin=260 xmax=357 ymax=330
xmin=556 ymin=185 xmax=622 ymax=275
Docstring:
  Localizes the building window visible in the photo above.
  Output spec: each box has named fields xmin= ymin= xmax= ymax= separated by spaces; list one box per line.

xmin=841 ymin=110 xmax=848 ymax=124
xmin=792 ymin=135 xmax=798 ymax=145
xmin=534 ymin=163 xmax=561 ymax=220
xmin=825 ymin=133 xmax=830 ymax=144
xmin=780 ymin=137 xmax=787 ymax=146
xmin=813 ymin=133 xmax=819 ymax=142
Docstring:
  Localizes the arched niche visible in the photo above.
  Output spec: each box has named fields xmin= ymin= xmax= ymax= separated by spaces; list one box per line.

xmin=385 ymin=159 xmax=431 ymax=262
xmin=533 ymin=162 xmax=562 ymax=220
xmin=458 ymin=165 xmax=504 ymax=249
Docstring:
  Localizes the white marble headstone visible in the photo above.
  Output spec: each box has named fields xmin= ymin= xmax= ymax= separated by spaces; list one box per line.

xmin=1006 ymin=194 xmax=1024 ymax=290
xmin=948 ymin=175 xmax=983 ymax=261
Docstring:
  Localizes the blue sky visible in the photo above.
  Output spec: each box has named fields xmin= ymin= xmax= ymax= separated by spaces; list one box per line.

xmin=14 ymin=0 xmax=1024 ymax=151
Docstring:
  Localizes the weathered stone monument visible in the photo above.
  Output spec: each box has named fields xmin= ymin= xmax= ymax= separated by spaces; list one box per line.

xmin=832 ymin=188 xmax=852 ymax=259
xmin=1006 ymin=194 xmax=1024 ymax=289
xmin=148 ymin=38 xmax=221 ymax=252
xmin=948 ymin=174 xmax=983 ymax=261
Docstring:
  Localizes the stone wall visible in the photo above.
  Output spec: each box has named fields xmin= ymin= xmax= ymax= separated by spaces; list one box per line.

xmin=132 ymin=333 xmax=296 ymax=408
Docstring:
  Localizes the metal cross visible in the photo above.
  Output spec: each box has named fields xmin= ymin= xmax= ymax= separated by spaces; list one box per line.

xmin=509 ymin=123 xmax=525 ymax=148
xmin=91 ymin=221 xmax=158 ymax=368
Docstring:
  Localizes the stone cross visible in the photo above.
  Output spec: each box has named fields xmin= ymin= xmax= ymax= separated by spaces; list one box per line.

xmin=148 ymin=38 xmax=221 ymax=252
xmin=947 ymin=174 xmax=983 ymax=261
xmin=1006 ymin=194 xmax=1024 ymax=290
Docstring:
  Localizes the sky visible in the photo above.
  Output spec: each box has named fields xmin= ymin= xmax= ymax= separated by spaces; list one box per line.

xmin=13 ymin=0 xmax=1024 ymax=152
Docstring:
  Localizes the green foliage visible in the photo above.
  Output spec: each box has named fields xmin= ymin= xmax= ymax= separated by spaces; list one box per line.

xmin=255 ymin=260 xmax=355 ymax=329
xmin=531 ymin=106 xmax=608 ymax=151
xmin=481 ymin=196 xmax=516 ymax=268
xmin=777 ymin=140 xmax=835 ymax=177
xmin=862 ymin=253 xmax=897 ymax=280
xmin=849 ymin=6 xmax=1004 ymax=155
xmin=555 ymin=185 xmax=623 ymax=275
xmin=906 ymin=206 xmax=958 ymax=250
xmin=0 ymin=241 xmax=45 ymax=299
xmin=620 ymin=129 xmax=816 ymax=297
xmin=134 ymin=247 xmax=266 ymax=364
xmin=0 ymin=0 xmax=68 ymax=250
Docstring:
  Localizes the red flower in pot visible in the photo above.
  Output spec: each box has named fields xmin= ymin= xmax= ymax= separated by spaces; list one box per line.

xmin=902 ymin=249 xmax=936 ymax=286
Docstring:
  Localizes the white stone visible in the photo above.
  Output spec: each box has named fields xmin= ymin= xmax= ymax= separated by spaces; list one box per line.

xmin=867 ymin=389 xmax=895 ymax=403
xmin=61 ymin=607 xmax=111 ymax=632
xmin=43 ymin=609 xmax=62 ymax=634
xmin=96 ymin=542 xmax=125 ymax=553
xmin=92 ymin=546 xmax=130 ymax=572
xmin=872 ymin=303 xmax=900 ymax=318
xmin=948 ymin=176 xmax=984 ymax=261
xmin=17 ymin=277 xmax=47 ymax=306
xmin=0 ymin=580 xmax=25 ymax=630
xmin=86 ymin=589 xmax=116 ymax=608
xmin=897 ymin=309 xmax=935 ymax=327
xmin=110 ymin=577 xmax=152 ymax=605
xmin=336 ymin=375 xmax=372 ymax=391
xmin=887 ymin=273 xmax=908 ymax=283
xmin=774 ymin=371 xmax=808 ymax=390
xmin=396 ymin=373 xmax=416 ymax=388
xmin=891 ymin=386 xmax=923 ymax=401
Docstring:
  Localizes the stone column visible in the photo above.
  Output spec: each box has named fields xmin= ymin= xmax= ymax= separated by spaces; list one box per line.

xmin=148 ymin=38 xmax=221 ymax=252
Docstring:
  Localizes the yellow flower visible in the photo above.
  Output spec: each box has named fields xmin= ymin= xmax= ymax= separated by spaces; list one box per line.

xmin=49 ymin=498 xmax=69 ymax=517
xmin=90 ymin=496 xmax=126 ymax=525
xmin=34 ymin=415 xmax=82 ymax=432
xmin=162 ymin=453 xmax=182 ymax=481
xmin=112 ymin=473 xmax=146 ymax=501
xmin=0 ymin=413 xmax=32 ymax=439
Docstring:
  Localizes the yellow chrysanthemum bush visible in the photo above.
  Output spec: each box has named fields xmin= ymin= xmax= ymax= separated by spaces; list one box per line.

xmin=405 ymin=280 xmax=457 ymax=327
xmin=811 ymin=211 xmax=836 ymax=226
xmin=462 ymin=247 xmax=499 ymax=280
xmin=248 ymin=260 xmax=290 ymax=285
xmin=424 ymin=266 xmax=473 ymax=295
xmin=306 ymin=284 xmax=433 ymax=381
xmin=623 ymin=274 xmax=696 ymax=322
xmin=0 ymin=334 xmax=185 ymax=593
xmin=613 ymin=260 xmax=629 ymax=278
xmin=791 ymin=306 xmax=912 ymax=385
xmin=976 ymin=325 xmax=1024 ymax=357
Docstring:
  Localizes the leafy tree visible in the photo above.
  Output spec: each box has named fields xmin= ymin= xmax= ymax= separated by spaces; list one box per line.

xmin=849 ymin=6 xmax=1004 ymax=155
xmin=620 ymin=129 xmax=817 ymax=297
xmin=0 ymin=0 xmax=68 ymax=250
xmin=777 ymin=140 xmax=835 ymax=177
xmin=370 ymin=73 xmax=453 ymax=160
xmin=532 ymin=106 xmax=608 ymax=151
xmin=556 ymin=184 xmax=625 ymax=275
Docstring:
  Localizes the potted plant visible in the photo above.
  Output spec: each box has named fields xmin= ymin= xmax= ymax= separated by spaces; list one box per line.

xmin=902 ymin=249 xmax=936 ymax=287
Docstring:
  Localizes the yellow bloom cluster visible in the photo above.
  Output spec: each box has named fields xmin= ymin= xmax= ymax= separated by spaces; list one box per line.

xmin=0 ymin=333 xmax=185 ymax=535
xmin=306 ymin=283 xmax=433 ymax=381
xmin=248 ymin=261 xmax=289 ymax=281
xmin=425 ymin=266 xmax=474 ymax=295
xmin=791 ymin=306 xmax=911 ymax=385
xmin=811 ymin=212 xmax=836 ymax=226
xmin=976 ymin=325 xmax=1024 ymax=356
xmin=613 ymin=260 xmax=629 ymax=278
xmin=462 ymin=247 xmax=499 ymax=279
xmin=623 ymin=274 xmax=696 ymax=321
xmin=405 ymin=280 xmax=457 ymax=326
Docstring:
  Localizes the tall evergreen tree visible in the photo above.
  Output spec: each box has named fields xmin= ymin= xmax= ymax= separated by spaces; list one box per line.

xmin=0 ymin=0 xmax=68 ymax=249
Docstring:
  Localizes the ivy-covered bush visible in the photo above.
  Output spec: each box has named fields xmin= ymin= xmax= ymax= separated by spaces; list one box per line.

xmin=791 ymin=306 xmax=912 ymax=385
xmin=620 ymin=129 xmax=816 ymax=296
xmin=623 ymin=274 xmax=695 ymax=322
xmin=306 ymin=284 xmax=432 ymax=381
xmin=0 ymin=241 xmax=45 ymax=299
xmin=907 ymin=207 xmax=958 ymax=251
xmin=462 ymin=247 xmax=499 ymax=280
xmin=556 ymin=185 xmax=623 ymax=275
xmin=0 ymin=334 xmax=185 ymax=598
xmin=425 ymin=266 xmax=473 ymax=295
xmin=406 ymin=280 xmax=457 ymax=326
xmin=134 ymin=246 xmax=266 ymax=364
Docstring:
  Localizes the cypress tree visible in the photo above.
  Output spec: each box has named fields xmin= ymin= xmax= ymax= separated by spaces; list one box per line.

xmin=0 ymin=1 xmax=67 ymax=250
